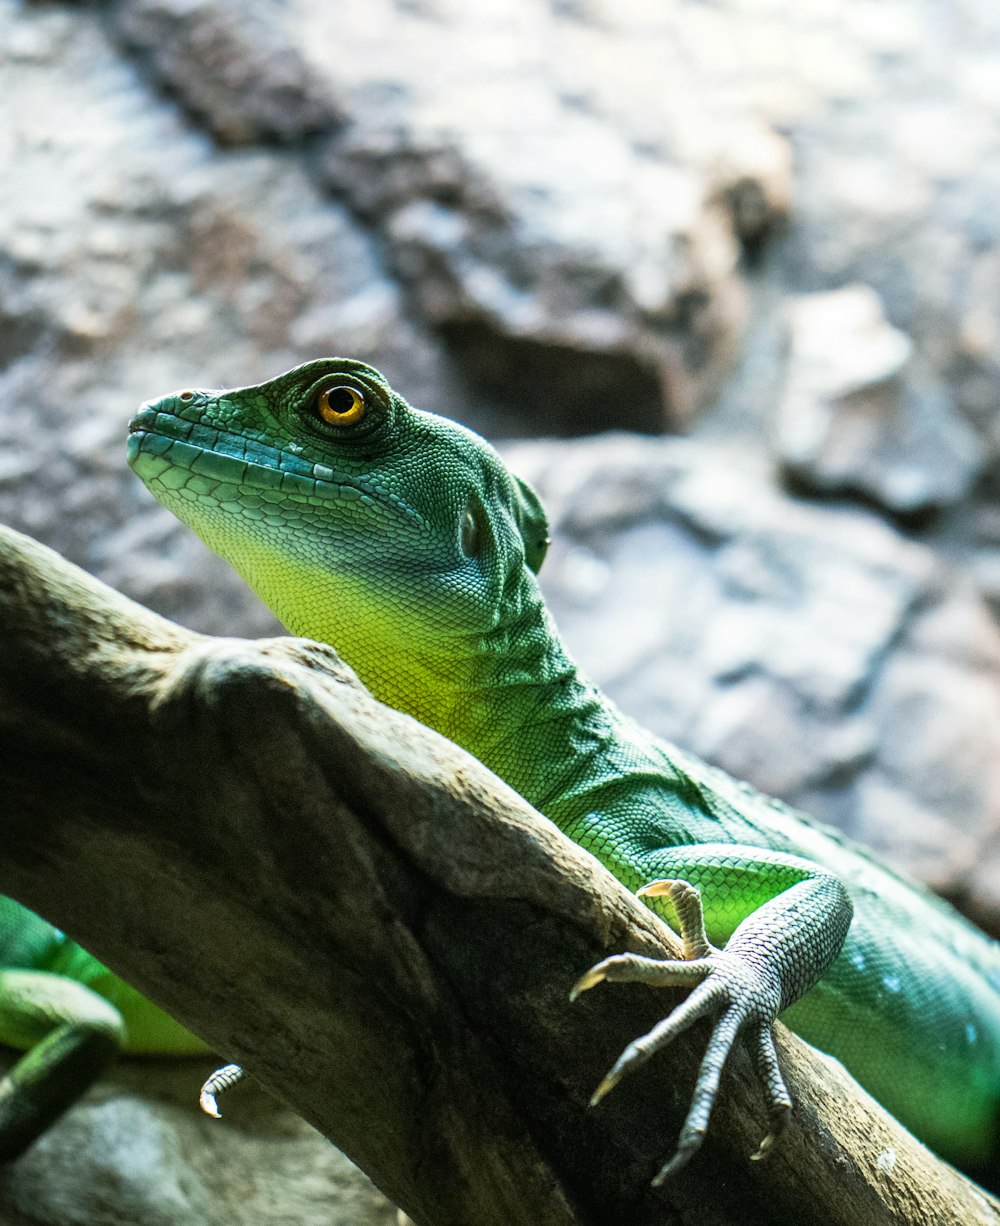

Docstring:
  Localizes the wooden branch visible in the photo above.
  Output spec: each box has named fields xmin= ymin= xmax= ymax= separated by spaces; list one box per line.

xmin=0 ymin=522 xmax=994 ymax=1226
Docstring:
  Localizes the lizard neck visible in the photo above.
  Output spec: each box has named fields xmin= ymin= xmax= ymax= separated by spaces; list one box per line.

xmin=411 ymin=579 xmax=649 ymax=825
xmin=237 ymin=535 xmax=647 ymax=824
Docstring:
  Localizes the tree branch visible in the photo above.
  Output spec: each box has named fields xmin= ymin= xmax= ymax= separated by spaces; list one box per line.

xmin=0 ymin=522 xmax=994 ymax=1226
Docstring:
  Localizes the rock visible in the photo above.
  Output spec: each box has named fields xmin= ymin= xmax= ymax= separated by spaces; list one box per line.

xmin=774 ymin=286 xmax=984 ymax=517
xmin=774 ymin=0 xmax=1000 ymax=482
xmin=968 ymin=502 xmax=1000 ymax=622
xmin=110 ymin=0 xmax=793 ymax=432
xmin=112 ymin=0 xmax=345 ymax=145
xmin=505 ymin=432 xmax=1000 ymax=932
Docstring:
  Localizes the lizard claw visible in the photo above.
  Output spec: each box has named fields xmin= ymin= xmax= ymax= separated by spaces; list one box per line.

xmin=750 ymin=1102 xmax=789 ymax=1162
xmin=589 ymin=1066 xmax=624 ymax=1108
xmin=569 ymin=965 xmax=608 ymax=1001
xmin=571 ymin=879 xmax=713 ymax=1002
xmin=574 ymin=879 xmax=793 ymax=1182
xmin=199 ymin=1063 xmax=245 ymax=1118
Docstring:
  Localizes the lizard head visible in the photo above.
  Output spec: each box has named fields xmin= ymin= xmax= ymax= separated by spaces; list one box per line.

xmin=127 ymin=358 xmax=551 ymax=728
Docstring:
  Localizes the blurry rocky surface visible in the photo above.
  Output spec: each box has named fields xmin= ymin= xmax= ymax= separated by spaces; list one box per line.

xmin=774 ymin=285 xmax=984 ymax=517
xmin=779 ymin=0 xmax=1000 ymax=458
xmin=111 ymin=0 xmax=791 ymax=433
xmin=3 ymin=0 xmax=1000 ymax=1219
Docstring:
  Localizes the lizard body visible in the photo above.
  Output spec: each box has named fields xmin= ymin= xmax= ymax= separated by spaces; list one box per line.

xmin=124 ymin=359 xmax=1000 ymax=1176
xmin=121 ymin=360 xmax=995 ymax=1176
xmin=1 ymin=356 xmax=996 ymax=1175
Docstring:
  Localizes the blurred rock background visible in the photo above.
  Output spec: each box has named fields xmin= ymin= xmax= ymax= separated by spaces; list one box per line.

xmin=2 ymin=0 xmax=1000 ymax=1219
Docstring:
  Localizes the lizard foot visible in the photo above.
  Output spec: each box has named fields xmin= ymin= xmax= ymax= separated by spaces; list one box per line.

xmin=200 ymin=1063 xmax=245 ymax=1117
xmin=571 ymin=879 xmax=791 ymax=1183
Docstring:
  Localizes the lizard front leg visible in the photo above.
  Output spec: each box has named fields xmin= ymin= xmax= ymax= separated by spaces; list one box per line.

xmin=572 ymin=846 xmax=852 ymax=1182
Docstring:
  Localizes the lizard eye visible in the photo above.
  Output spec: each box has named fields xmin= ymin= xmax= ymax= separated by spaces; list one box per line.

xmin=316 ymin=385 xmax=366 ymax=426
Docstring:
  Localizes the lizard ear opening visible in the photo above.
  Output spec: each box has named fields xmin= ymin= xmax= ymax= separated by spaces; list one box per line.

xmin=511 ymin=474 xmax=550 ymax=574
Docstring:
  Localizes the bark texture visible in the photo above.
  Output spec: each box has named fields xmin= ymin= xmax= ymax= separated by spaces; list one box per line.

xmin=0 ymin=522 xmax=995 ymax=1226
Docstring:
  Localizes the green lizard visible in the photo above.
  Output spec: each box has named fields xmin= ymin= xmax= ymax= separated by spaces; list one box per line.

xmin=120 ymin=357 xmax=1000 ymax=1181
xmin=0 ymin=355 xmax=996 ymax=1179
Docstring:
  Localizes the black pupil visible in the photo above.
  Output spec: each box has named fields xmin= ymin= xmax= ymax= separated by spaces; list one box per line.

xmin=327 ymin=387 xmax=358 ymax=414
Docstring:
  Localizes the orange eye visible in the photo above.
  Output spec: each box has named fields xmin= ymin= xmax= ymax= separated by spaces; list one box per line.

xmin=316 ymin=385 xmax=366 ymax=426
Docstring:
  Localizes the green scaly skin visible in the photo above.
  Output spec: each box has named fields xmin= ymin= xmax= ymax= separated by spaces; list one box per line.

xmin=120 ymin=358 xmax=1000 ymax=1178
